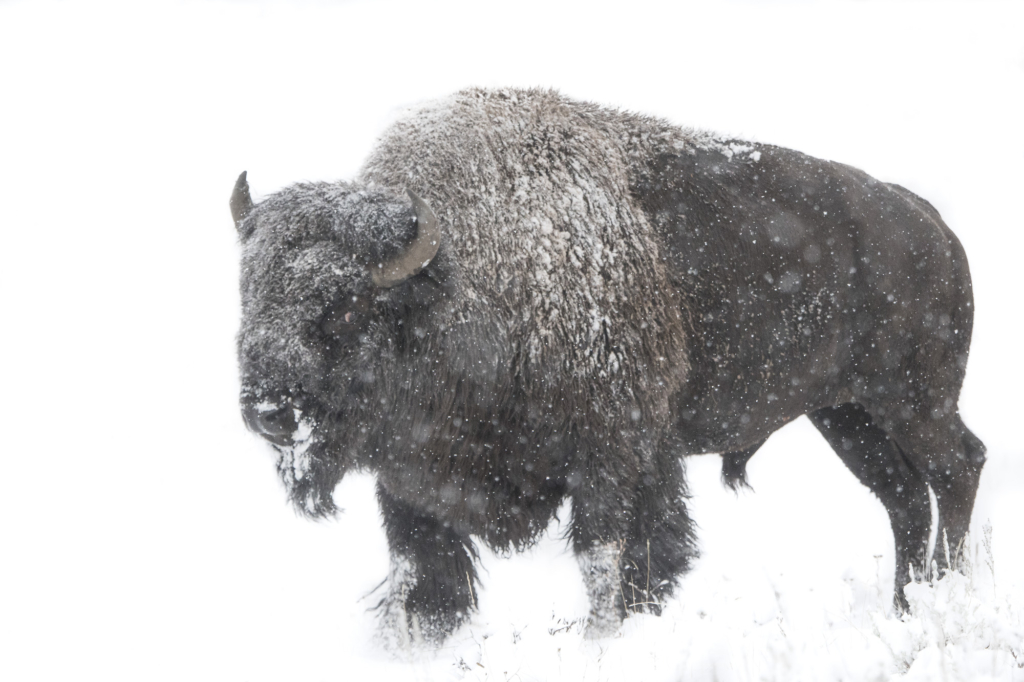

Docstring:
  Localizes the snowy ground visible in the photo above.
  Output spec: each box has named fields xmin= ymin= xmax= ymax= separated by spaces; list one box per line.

xmin=1 ymin=1 xmax=1022 ymax=680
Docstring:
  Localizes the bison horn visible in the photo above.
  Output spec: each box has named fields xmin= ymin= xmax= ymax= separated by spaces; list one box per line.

xmin=371 ymin=190 xmax=441 ymax=288
xmin=230 ymin=171 xmax=254 ymax=230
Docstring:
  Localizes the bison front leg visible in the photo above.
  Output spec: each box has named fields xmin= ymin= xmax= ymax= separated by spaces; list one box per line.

xmin=569 ymin=462 xmax=633 ymax=637
xmin=574 ymin=535 xmax=627 ymax=638
xmin=620 ymin=455 xmax=696 ymax=616
xmin=375 ymin=484 xmax=479 ymax=647
xmin=569 ymin=442 xmax=695 ymax=638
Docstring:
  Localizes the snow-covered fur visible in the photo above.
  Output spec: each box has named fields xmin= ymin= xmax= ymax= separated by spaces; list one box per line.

xmin=235 ymin=87 xmax=984 ymax=643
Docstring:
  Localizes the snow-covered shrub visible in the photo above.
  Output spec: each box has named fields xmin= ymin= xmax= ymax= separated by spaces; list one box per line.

xmin=874 ymin=525 xmax=1024 ymax=681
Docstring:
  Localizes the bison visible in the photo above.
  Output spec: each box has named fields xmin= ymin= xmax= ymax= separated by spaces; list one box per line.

xmin=231 ymin=88 xmax=985 ymax=644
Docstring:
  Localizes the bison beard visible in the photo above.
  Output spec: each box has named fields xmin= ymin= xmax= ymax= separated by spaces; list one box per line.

xmin=232 ymin=88 xmax=985 ymax=645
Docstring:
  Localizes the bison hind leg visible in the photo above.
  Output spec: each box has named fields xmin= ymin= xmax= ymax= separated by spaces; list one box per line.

xmin=720 ymin=440 xmax=766 ymax=491
xmin=809 ymin=403 xmax=932 ymax=611
xmin=883 ymin=411 xmax=986 ymax=577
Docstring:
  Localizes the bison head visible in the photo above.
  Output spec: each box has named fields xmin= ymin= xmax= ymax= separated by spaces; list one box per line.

xmin=231 ymin=172 xmax=440 ymax=516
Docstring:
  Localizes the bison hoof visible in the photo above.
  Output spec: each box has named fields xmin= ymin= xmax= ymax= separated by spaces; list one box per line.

xmin=378 ymin=597 xmax=426 ymax=651
xmin=584 ymin=613 xmax=622 ymax=640
xmin=893 ymin=590 xmax=910 ymax=615
xmin=378 ymin=598 xmax=470 ymax=649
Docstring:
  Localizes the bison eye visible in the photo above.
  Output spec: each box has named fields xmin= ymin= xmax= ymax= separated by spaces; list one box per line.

xmin=320 ymin=294 xmax=370 ymax=338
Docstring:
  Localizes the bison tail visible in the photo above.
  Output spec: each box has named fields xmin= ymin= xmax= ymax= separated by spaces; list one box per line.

xmin=720 ymin=441 xmax=764 ymax=491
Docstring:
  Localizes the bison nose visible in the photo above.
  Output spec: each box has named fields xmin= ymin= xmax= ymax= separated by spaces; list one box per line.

xmin=242 ymin=400 xmax=298 ymax=446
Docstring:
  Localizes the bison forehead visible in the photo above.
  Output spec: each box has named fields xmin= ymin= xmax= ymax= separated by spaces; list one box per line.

xmin=238 ymin=187 xmax=403 ymax=332
xmin=241 ymin=181 xmax=418 ymax=265
xmin=242 ymin=242 xmax=359 ymax=307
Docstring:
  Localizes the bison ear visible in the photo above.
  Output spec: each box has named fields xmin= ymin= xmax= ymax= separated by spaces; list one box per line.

xmin=370 ymin=190 xmax=441 ymax=288
xmin=230 ymin=171 xmax=254 ymax=231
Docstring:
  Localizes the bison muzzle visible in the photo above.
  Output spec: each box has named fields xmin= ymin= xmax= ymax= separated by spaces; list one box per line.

xmin=231 ymin=88 xmax=985 ymax=644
